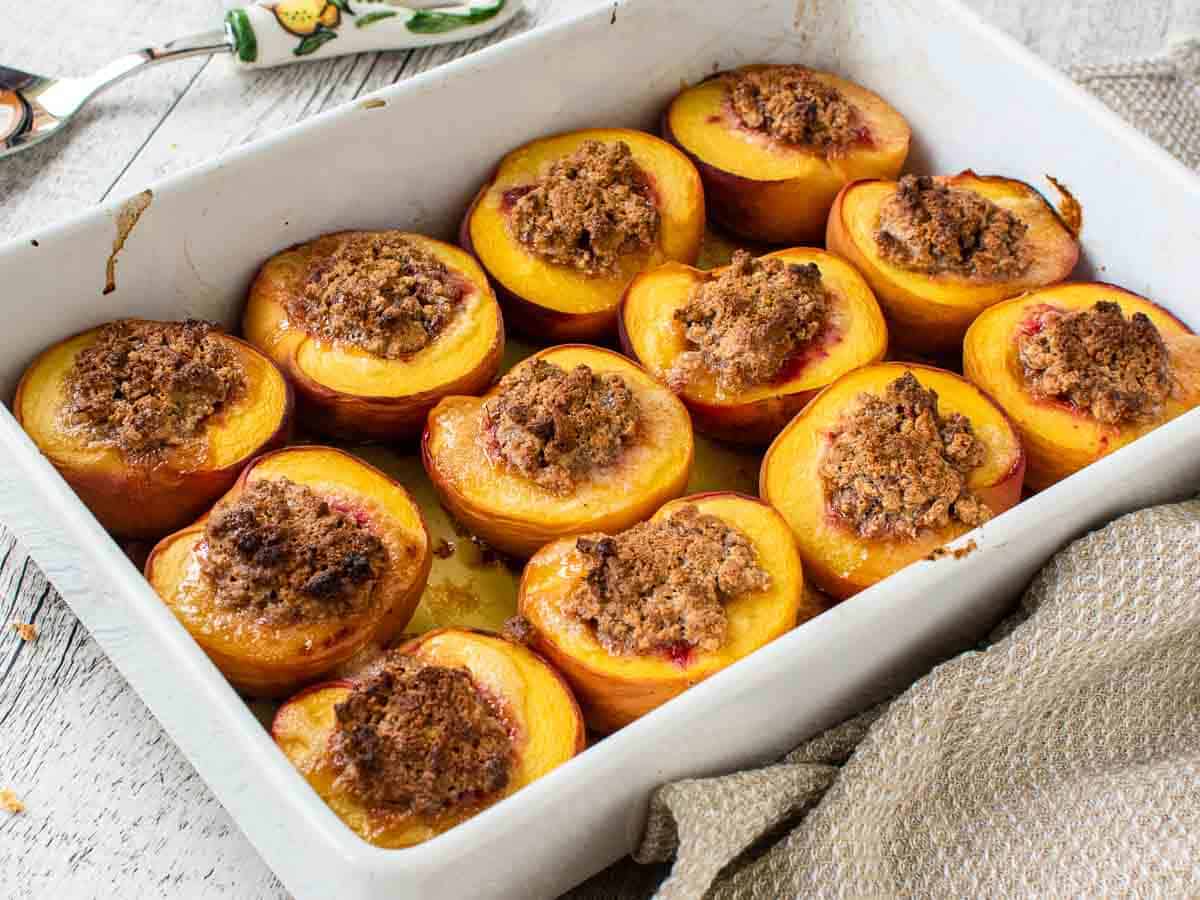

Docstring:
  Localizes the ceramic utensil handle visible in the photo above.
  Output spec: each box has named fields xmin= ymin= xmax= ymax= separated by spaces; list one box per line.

xmin=224 ymin=1 xmax=521 ymax=68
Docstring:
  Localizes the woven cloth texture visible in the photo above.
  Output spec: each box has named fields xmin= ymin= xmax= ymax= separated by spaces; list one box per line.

xmin=1068 ymin=38 xmax=1200 ymax=168
xmin=564 ymin=44 xmax=1200 ymax=900
xmin=570 ymin=499 xmax=1200 ymax=899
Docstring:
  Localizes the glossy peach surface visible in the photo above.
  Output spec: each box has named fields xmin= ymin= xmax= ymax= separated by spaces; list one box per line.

xmin=666 ymin=66 xmax=910 ymax=244
xmin=963 ymin=283 xmax=1197 ymax=490
xmin=145 ymin=446 xmax=431 ymax=697
xmin=463 ymin=128 xmax=704 ymax=341
xmin=620 ymin=247 xmax=888 ymax=444
xmin=244 ymin=232 xmax=503 ymax=442
xmin=422 ymin=344 xmax=694 ymax=558
xmin=761 ymin=363 xmax=1025 ymax=599
xmin=271 ymin=628 xmax=584 ymax=848
xmin=15 ymin=322 xmax=292 ymax=539
xmin=519 ymin=492 xmax=812 ymax=731
xmin=827 ymin=172 xmax=1079 ymax=353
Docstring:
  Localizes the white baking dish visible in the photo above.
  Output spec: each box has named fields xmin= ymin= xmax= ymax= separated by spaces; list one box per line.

xmin=2 ymin=1 xmax=1198 ymax=897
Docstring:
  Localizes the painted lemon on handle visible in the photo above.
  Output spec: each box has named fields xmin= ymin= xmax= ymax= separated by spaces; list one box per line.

xmin=272 ymin=0 xmax=343 ymax=37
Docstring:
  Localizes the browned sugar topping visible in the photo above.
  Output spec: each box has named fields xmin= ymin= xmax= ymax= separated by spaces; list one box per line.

xmin=65 ymin=320 xmax=244 ymax=458
xmin=876 ymin=175 xmax=1031 ymax=280
xmin=821 ymin=373 xmax=990 ymax=540
xmin=294 ymin=232 xmax=465 ymax=359
xmin=502 ymin=614 xmax=536 ymax=646
xmin=728 ymin=66 xmax=860 ymax=152
xmin=565 ymin=504 xmax=771 ymax=657
xmin=669 ymin=251 xmax=830 ymax=395
xmin=510 ymin=140 xmax=659 ymax=276
xmin=1019 ymin=301 xmax=1171 ymax=425
xmin=202 ymin=477 xmax=387 ymax=626
xmin=330 ymin=655 xmax=512 ymax=817
xmin=482 ymin=359 xmax=639 ymax=495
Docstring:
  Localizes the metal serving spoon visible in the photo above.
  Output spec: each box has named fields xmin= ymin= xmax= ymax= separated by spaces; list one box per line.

xmin=1 ymin=0 xmax=520 ymax=160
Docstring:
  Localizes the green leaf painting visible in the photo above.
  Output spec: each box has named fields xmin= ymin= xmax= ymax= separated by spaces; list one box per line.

xmin=408 ymin=1 xmax=506 ymax=34
xmin=269 ymin=0 xmax=508 ymax=55
xmin=294 ymin=28 xmax=339 ymax=56
xmin=356 ymin=10 xmax=399 ymax=28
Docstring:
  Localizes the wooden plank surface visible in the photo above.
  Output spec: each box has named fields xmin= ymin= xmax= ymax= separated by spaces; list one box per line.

xmin=0 ymin=1 xmax=1178 ymax=896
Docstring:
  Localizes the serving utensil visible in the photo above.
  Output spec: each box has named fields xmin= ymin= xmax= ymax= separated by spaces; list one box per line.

xmin=1 ymin=1 xmax=520 ymax=160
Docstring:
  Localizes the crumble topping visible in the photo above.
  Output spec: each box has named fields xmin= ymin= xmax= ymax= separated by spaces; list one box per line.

xmin=294 ymin=232 xmax=466 ymax=359
xmin=10 ymin=622 xmax=37 ymax=642
xmin=728 ymin=66 xmax=861 ymax=152
xmin=875 ymin=175 xmax=1031 ymax=280
xmin=669 ymin=250 xmax=830 ymax=395
xmin=330 ymin=655 xmax=512 ymax=817
xmin=564 ymin=504 xmax=771 ymax=656
xmin=65 ymin=319 xmax=245 ymax=458
xmin=502 ymin=615 xmax=536 ymax=646
xmin=509 ymin=140 xmax=659 ymax=276
xmin=481 ymin=359 xmax=639 ymax=495
xmin=821 ymin=372 xmax=990 ymax=540
xmin=202 ymin=477 xmax=387 ymax=626
xmin=1018 ymin=301 xmax=1172 ymax=425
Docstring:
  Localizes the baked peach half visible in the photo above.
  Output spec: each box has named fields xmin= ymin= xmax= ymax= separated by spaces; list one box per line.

xmin=462 ymin=128 xmax=704 ymax=342
xmin=620 ymin=247 xmax=888 ymax=444
xmin=665 ymin=65 xmax=910 ymax=244
xmin=423 ymin=344 xmax=693 ymax=558
xmin=145 ymin=446 xmax=431 ymax=697
xmin=271 ymin=628 xmax=584 ymax=848
xmin=14 ymin=319 xmax=291 ymax=540
xmin=761 ymin=363 xmax=1025 ymax=599
xmin=518 ymin=492 xmax=811 ymax=732
xmin=963 ymin=283 xmax=1199 ymax=490
xmin=244 ymin=231 xmax=503 ymax=443
xmin=827 ymin=172 xmax=1080 ymax=353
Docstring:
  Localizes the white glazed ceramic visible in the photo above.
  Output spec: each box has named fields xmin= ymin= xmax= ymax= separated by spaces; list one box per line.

xmin=226 ymin=1 xmax=523 ymax=68
xmin=1 ymin=1 xmax=1198 ymax=898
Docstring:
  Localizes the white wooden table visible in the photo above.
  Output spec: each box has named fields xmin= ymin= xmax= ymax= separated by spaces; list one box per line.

xmin=0 ymin=1 xmax=1178 ymax=896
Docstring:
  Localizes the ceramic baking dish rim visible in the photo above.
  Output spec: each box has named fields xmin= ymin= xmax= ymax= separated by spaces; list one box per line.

xmin=1 ymin=0 xmax=1198 ymax=890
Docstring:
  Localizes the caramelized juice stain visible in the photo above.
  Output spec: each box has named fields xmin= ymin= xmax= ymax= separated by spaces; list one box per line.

xmin=423 ymin=578 xmax=483 ymax=624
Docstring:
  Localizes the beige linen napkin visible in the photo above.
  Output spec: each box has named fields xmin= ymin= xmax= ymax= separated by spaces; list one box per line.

xmin=1069 ymin=38 xmax=1200 ymax=169
xmin=566 ymin=40 xmax=1200 ymax=900
xmin=571 ymin=498 xmax=1200 ymax=899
